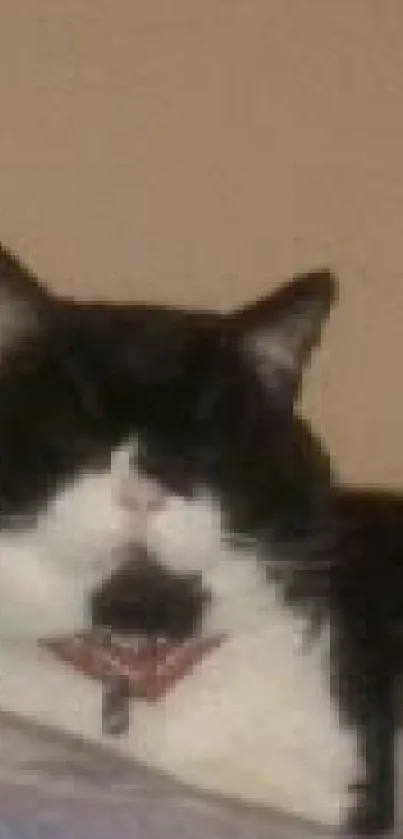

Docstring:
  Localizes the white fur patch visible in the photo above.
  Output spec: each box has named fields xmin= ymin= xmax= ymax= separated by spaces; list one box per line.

xmin=0 ymin=443 xmax=143 ymax=638
xmin=0 ymin=608 xmax=359 ymax=828
xmin=0 ymin=461 xmax=361 ymax=829
xmin=137 ymin=490 xmax=360 ymax=828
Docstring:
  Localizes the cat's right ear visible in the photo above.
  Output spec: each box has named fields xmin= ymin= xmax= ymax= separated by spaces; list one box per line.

xmin=228 ymin=269 xmax=338 ymax=403
xmin=0 ymin=242 xmax=52 ymax=353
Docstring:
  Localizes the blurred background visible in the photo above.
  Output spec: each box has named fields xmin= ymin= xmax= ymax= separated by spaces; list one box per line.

xmin=0 ymin=0 xmax=402 ymax=485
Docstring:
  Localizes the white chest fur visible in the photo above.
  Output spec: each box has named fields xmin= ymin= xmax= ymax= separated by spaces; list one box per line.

xmin=140 ymin=489 xmax=361 ymax=827
xmin=0 ymin=473 xmax=361 ymax=828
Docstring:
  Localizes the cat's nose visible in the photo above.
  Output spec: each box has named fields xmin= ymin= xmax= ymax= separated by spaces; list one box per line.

xmin=119 ymin=475 xmax=165 ymax=516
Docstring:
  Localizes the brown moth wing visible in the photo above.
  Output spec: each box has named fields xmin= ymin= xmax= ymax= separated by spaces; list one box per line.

xmin=41 ymin=633 xmax=226 ymax=702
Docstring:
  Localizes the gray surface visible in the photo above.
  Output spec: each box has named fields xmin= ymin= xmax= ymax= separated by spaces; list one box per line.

xmin=0 ymin=710 xmax=344 ymax=839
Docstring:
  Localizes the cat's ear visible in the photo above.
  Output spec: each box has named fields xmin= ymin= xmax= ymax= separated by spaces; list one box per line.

xmin=0 ymin=242 xmax=50 ymax=306
xmin=229 ymin=269 xmax=338 ymax=399
xmin=0 ymin=242 xmax=51 ymax=350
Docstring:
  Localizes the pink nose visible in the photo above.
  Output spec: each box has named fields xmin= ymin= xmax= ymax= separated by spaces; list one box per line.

xmin=119 ymin=476 xmax=165 ymax=516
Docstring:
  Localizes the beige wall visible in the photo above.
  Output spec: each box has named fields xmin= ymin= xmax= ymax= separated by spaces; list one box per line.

xmin=1 ymin=0 xmax=403 ymax=485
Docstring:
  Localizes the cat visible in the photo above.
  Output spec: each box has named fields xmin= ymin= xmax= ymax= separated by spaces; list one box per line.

xmin=0 ymin=243 xmax=400 ymax=834
xmin=91 ymin=267 xmax=403 ymax=836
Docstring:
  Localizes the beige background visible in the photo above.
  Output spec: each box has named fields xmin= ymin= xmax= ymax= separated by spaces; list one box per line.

xmin=0 ymin=0 xmax=403 ymax=486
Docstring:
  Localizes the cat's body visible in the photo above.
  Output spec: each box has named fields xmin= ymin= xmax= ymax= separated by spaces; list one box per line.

xmin=0 ymin=244 xmax=400 ymax=834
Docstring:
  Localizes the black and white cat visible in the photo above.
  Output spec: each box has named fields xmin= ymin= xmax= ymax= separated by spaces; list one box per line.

xmin=0 ymin=243 xmax=400 ymax=835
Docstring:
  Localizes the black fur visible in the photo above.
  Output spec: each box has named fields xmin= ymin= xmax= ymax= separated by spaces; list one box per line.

xmin=0 ymin=244 xmax=223 ymax=524
xmin=92 ymin=546 xmax=209 ymax=639
xmin=0 ymin=243 xmax=402 ymax=833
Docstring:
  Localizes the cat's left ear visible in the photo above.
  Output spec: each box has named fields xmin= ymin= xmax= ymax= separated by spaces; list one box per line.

xmin=0 ymin=242 xmax=53 ymax=353
xmin=229 ymin=269 xmax=338 ymax=399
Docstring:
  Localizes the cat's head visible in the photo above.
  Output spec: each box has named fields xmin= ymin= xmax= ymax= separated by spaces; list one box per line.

xmin=0 ymin=243 xmax=337 ymax=603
